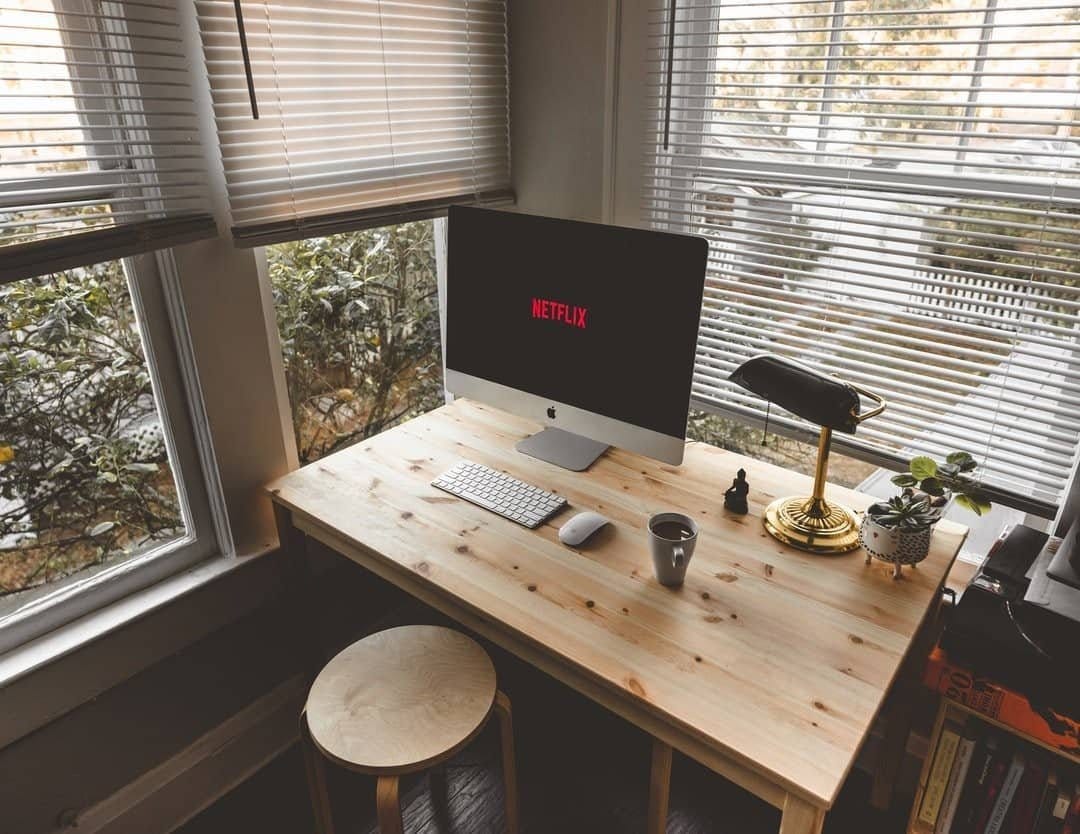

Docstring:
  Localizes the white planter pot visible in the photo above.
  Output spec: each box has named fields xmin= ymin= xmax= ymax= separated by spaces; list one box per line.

xmin=859 ymin=513 xmax=934 ymax=579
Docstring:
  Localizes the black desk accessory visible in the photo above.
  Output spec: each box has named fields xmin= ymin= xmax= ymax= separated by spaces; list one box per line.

xmin=729 ymin=354 xmax=885 ymax=553
xmin=943 ymin=524 xmax=1080 ymax=716
xmin=724 ymin=469 xmax=749 ymax=515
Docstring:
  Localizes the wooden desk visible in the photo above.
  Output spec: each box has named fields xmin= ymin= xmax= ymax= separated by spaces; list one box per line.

xmin=267 ymin=399 xmax=966 ymax=834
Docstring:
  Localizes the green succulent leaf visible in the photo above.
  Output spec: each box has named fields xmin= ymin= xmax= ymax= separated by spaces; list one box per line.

xmin=870 ymin=492 xmax=941 ymax=529
xmin=891 ymin=473 xmax=918 ymax=488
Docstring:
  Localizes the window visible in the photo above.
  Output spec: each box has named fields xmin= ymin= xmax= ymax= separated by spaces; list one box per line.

xmin=0 ymin=3 xmax=220 ymax=649
xmin=266 ymin=221 xmax=444 ymax=464
xmin=644 ymin=0 xmax=1080 ymax=519
xmin=0 ymin=254 xmax=218 ymax=647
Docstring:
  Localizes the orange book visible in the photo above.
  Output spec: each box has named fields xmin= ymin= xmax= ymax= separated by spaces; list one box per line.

xmin=923 ymin=646 xmax=1080 ymax=759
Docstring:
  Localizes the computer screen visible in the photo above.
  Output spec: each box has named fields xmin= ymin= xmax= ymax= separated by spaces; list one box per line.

xmin=445 ymin=206 xmax=707 ymax=441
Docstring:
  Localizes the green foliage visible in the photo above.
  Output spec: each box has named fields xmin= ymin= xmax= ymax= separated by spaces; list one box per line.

xmin=267 ymin=221 xmax=444 ymax=464
xmin=0 ymin=261 xmax=182 ymax=597
xmin=867 ymin=493 xmax=941 ymax=531
xmin=889 ymin=449 xmax=992 ymax=517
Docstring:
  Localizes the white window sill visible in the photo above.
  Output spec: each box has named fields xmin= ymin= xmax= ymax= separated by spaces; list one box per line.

xmin=0 ymin=545 xmax=280 ymax=693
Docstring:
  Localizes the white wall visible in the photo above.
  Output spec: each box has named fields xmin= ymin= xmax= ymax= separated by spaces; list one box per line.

xmin=508 ymin=0 xmax=617 ymax=222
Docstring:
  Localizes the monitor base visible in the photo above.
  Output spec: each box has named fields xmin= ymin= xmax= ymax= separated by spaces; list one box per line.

xmin=515 ymin=428 xmax=609 ymax=471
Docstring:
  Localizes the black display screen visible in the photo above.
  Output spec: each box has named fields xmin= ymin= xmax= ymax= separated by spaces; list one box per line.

xmin=445 ymin=207 xmax=708 ymax=439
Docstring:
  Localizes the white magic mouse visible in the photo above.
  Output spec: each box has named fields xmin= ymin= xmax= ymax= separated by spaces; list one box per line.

xmin=558 ymin=511 xmax=612 ymax=547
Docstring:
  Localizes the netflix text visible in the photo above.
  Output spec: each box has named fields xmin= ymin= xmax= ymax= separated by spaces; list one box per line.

xmin=531 ymin=297 xmax=588 ymax=329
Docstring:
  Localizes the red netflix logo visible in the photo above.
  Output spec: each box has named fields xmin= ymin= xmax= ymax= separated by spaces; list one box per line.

xmin=531 ymin=297 xmax=588 ymax=329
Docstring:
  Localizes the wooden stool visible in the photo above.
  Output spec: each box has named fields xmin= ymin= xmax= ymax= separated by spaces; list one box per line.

xmin=300 ymin=625 xmax=519 ymax=834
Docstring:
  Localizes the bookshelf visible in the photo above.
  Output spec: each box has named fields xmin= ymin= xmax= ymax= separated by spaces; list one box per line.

xmin=908 ymin=698 xmax=1080 ymax=834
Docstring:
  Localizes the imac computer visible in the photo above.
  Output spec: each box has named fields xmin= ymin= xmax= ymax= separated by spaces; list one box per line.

xmin=444 ymin=206 xmax=708 ymax=470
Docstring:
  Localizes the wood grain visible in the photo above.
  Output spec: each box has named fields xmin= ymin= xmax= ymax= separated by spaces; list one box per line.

xmin=376 ymin=776 xmax=403 ymax=834
xmin=304 ymin=625 xmax=496 ymax=774
xmin=268 ymin=399 xmax=966 ymax=811
xmin=648 ymin=739 xmax=673 ymax=834
xmin=779 ymin=794 xmax=825 ymax=834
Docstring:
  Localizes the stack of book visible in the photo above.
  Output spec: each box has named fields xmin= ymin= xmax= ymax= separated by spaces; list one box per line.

xmin=924 ymin=646 xmax=1080 ymax=760
xmin=916 ymin=715 xmax=1080 ymax=834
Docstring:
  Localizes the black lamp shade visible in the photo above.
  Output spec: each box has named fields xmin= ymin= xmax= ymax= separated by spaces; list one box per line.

xmin=729 ymin=355 xmax=862 ymax=435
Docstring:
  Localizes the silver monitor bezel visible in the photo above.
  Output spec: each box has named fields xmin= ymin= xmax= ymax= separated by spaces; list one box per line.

xmin=444 ymin=369 xmax=687 ymax=466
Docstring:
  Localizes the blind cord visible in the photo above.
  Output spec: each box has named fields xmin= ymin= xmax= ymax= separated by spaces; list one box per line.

xmin=233 ymin=0 xmax=259 ymax=120
xmin=663 ymin=0 xmax=677 ymax=150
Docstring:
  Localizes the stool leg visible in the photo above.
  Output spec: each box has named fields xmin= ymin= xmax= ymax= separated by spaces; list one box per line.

xmin=300 ymin=713 xmax=336 ymax=834
xmin=376 ymin=775 xmax=404 ymax=834
xmin=428 ymin=765 xmax=452 ymax=828
xmin=493 ymin=691 xmax=520 ymax=834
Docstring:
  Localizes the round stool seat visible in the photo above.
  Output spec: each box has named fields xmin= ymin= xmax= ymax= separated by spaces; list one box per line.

xmin=305 ymin=625 xmax=497 ymax=774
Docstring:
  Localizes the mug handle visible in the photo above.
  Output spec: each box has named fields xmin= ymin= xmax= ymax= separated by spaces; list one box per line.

xmin=671 ymin=545 xmax=685 ymax=568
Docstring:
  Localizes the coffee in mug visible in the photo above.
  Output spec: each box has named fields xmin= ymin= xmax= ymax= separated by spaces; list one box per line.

xmin=648 ymin=512 xmax=699 ymax=587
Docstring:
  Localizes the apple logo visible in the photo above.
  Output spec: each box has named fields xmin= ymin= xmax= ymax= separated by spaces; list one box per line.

xmin=546 ymin=405 xmax=557 ymax=419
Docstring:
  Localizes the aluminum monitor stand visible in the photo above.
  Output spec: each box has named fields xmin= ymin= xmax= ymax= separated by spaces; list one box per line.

xmin=515 ymin=427 xmax=609 ymax=471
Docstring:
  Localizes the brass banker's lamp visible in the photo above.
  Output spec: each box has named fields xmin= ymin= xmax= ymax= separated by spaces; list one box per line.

xmin=729 ymin=355 xmax=886 ymax=554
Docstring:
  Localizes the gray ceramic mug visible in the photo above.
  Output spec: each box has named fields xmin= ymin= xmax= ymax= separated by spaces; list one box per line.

xmin=648 ymin=512 xmax=699 ymax=587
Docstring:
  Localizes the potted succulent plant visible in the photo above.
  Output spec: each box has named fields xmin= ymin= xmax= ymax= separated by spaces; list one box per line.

xmin=860 ymin=451 xmax=992 ymax=578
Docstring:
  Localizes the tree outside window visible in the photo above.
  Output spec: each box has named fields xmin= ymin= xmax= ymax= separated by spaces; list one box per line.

xmin=267 ymin=221 xmax=445 ymax=465
xmin=0 ymin=261 xmax=185 ymax=605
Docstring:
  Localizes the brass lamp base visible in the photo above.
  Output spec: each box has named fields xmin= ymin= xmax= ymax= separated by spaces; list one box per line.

xmin=763 ymin=495 xmax=861 ymax=554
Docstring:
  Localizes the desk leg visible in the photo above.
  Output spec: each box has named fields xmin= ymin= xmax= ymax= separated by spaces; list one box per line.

xmin=871 ymin=678 xmax=915 ymax=810
xmin=779 ymin=794 xmax=825 ymax=834
xmin=273 ymin=503 xmax=323 ymax=676
xmin=871 ymin=591 xmax=943 ymax=810
xmin=647 ymin=738 xmax=673 ymax=834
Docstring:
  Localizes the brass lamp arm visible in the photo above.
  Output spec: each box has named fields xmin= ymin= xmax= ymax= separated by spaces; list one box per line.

xmin=849 ymin=384 xmax=886 ymax=424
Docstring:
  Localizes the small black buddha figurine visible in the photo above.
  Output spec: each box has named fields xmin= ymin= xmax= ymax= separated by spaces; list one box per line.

xmin=724 ymin=468 xmax=749 ymax=515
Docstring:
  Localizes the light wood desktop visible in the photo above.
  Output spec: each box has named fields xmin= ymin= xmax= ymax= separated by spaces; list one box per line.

xmin=267 ymin=399 xmax=966 ymax=834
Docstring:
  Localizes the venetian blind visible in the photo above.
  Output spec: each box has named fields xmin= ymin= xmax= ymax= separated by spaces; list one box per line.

xmin=195 ymin=0 xmax=512 ymax=247
xmin=0 ymin=0 xmax=216 ymax=283
xmin=644 ymin=0 xmax=1080 ymax=515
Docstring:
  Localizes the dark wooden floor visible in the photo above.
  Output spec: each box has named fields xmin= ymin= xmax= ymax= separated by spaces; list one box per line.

xmin=177 ymin=643 xmax=912 ymax=834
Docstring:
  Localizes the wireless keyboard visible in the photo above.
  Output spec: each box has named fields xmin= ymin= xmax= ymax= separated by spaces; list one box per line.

xmin=431 ymin=461 xmax=568 ymax=528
